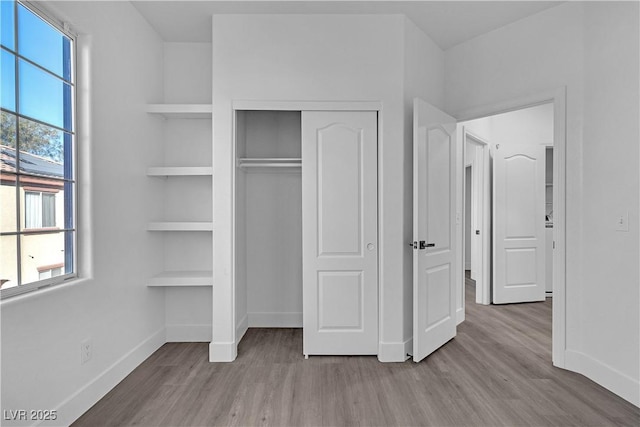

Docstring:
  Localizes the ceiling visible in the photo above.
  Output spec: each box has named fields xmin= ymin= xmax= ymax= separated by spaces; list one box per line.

xmin=131 ymin=0 xmax=563 ymax=50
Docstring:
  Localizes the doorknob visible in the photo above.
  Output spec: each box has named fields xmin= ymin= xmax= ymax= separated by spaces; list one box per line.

xmin=410 ymin=241 xmax=435 ymax=249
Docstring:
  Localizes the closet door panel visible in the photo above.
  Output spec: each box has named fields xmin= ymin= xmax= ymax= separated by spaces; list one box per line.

xmin=302 ymin=110 xmax=378 ymax=356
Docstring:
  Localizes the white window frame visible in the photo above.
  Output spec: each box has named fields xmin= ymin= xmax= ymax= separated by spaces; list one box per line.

xmin=1 ymin=0 xmax=78 ymax=299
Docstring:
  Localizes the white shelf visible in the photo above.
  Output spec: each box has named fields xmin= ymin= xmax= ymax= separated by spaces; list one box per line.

xmin=146 ymin=104 xmax=212 ymax=119
xmin=237 ymin=157 xmax=302 ymax=168
xmin=147 ymin=166 xmax=213 ymax=176
xmin=147 ymin=270 xmax=213 ymax=287
xmin=147 ymin=222 xmax=213 ymax=231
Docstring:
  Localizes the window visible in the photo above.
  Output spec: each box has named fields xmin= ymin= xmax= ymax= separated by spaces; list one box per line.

xmin=25 ymin=191 xmax=57 ymax=228
xmin=1 ymin=1 xmax=76 ymax=297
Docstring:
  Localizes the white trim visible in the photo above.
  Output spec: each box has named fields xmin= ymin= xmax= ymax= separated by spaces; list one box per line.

xmin=209 ymin=341 xmax=237 ymax=362
xmin=44 ymin=328 xmax=165 ymax=427
xmin=378 ymin=339 xmax=411 ymax=362
xmin=165 ymin=324 xmax=212 ymax=342
xmin=456 ymin=307 xmax=465 ymax=325
xmin=248 ymin=312 xmax=303 ymax=328
xmin=565 ymin=350 xmax=640 ymax=407
xmin=232 ymin=100 xmax=382 ymax=112
xmin=453 ymin=87 xmax=567 ymax=369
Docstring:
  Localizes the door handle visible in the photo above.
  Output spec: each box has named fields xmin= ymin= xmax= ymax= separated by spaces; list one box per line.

xmin=410 ymin=241 xmax=435 ymax=249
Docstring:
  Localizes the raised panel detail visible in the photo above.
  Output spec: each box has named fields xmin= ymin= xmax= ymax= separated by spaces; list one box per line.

xmin=505 ymin=155 xmax=537 ymax=239
xmin=318 ymin=271 xmax=363 ymax=331
xmin=505 ymin=248 xmax=537 ymax=287
xmin=426 ymin=264 xmax=451 ymax=327
xmin=427 ymin=127 xmax=451 ymax=250
xmin=317 ymin=124 xmax=363 ymax=257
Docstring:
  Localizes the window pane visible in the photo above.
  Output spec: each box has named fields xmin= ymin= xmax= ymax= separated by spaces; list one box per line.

xmin=0 ymin=173 xmax=17 ymax=232
xmin=1 ymin=49 xmax=16 ymax=111
xmin=20 ymin=231 xmax=65 ymax=285
xmin=20 ymin=186 xmax=65 ymax=230
xmin=0 ymin=235 xmax=18 ymax=289
xmin=1 ymin=1 xmax=14 ymax=50
xmin=17 ymin=117 xmax=69 ymax=178
xmin=17 ymin=3 xmax=71 ymax=81
xmin=1 ymin=112 xmax=18 ymax=233
xmin=1 ymin=110 xmax=16 ymax=148
xmin=19 ymin=59 xmax=72 ymax=130
xmin=42 ymin=192 xmax=55 ymax=227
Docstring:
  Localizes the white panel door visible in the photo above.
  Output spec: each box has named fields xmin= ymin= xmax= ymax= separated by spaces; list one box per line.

xmin=493 ymin=144 xmax=546 ymax=304
xmin=302 ymin=111 xmax=378 ymax=356
xmin=413 ymin=98 xmax=457 ymax=363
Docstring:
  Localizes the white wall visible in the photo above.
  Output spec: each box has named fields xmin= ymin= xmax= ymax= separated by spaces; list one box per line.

xmin=211 ymin=14 xmax=413 ymax=361
xmin=580 ymin=0 xmax=639 ymax=405
xmin=490 ymin=103 xmax=554 ymax=147
xmin=0 ymin=2 xmax=166 ymax=425
xmin=446 ymin=1 xmax=639 ymax=405
xmin=161 ymin=43 xmax=213 ymax=341
xmin=402 ymin=17 xmax=446 ymax=353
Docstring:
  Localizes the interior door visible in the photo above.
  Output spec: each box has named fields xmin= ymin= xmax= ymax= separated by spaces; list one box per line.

xmin=302 ymin=111 xmax=378 ymax=356
xmin=493 ymin=144 xmax=546 ymax=304
xmin=413 ymin=98 xmax=457 ymax=363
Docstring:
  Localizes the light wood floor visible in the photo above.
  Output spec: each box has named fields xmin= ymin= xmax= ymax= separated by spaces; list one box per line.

xmin=73 ymin=276 xmax=640 ymax=426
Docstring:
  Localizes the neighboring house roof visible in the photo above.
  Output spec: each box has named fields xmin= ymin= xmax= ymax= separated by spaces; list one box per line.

xmin=0 ymin=145 xmax=64 ymax=179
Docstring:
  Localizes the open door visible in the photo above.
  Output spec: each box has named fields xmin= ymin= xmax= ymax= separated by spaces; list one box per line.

xmin=412 ymin=98 xmax=457 ymax=362
xmin=493 ymin=144 xmax=546 ymax=304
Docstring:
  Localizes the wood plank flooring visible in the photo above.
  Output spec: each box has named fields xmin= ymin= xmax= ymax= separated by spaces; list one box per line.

xmin=73 ymin=276 xmax=640 ymax=426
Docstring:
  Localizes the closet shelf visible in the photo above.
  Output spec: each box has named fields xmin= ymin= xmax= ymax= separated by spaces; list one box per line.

xmin=147 ymin=166 xmax=213 ymax=176
xmin=237 ymin=157 xmax=302 ymax=168
xmin=147 ymin=222 xmax=213 ymax=231
xmin=147 ymin=270 xmax=213 ymax=287
xmin=146 ymin=104 xmax=212 ymax=119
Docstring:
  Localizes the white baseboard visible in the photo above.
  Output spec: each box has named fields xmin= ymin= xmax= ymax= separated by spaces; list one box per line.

xmin=456 ymin=307 xmax=465 ymax=325
xmin=209 ymin=341 xmax=237 ymax=362
xmin=465 ymin=263 xmax=471 ymax=270
xmin=565 ymin=350 xmax=640 ymax=407
xmin=248 ymin=312 xmax=302 ymax=327
xmin=378 ymin=339 xmax=412 ymax=362
xmin=165 ymin=324 xmax=212 ymax=342
xmin=44 ymin=327 xmax=166 ymax=427
xmin=236 ymin=314 xmax=248 ymax=342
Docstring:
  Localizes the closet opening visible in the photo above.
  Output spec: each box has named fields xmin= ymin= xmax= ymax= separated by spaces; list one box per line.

xmin=234 ymin=110 xmax=303 ymax=349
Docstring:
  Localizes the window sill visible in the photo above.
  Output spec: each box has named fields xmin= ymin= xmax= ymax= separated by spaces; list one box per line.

xmin=0 ymin=275 xmax=89 ymax=305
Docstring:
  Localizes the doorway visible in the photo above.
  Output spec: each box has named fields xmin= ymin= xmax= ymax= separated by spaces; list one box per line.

xmin=456 ymin=89 xmax=566 ymax=368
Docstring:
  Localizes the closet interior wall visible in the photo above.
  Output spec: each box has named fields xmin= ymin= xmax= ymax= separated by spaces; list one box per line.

xmin=235 ymin=111 xmax=303 ymax=338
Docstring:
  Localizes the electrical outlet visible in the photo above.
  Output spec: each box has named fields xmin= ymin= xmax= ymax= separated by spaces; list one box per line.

xmin=80 ymin=338 xmax=93 ymax=365
xmin=615 ymin=212 xmax=629 ymax=232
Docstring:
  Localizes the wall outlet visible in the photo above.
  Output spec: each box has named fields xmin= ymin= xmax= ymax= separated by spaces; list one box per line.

xmin=615 ymin=212 xmax=629 ymax=232
xmin=80 ymin=338 xmax=93 ymax=365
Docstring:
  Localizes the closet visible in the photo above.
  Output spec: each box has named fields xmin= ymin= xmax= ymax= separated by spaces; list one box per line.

xmin=234 ymin=108 xmax=379 ymax=357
